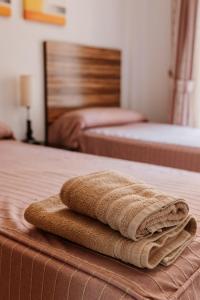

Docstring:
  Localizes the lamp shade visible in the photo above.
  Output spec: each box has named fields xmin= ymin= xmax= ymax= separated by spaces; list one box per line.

xmin=20 ymin=75 xmax=33 ymax=107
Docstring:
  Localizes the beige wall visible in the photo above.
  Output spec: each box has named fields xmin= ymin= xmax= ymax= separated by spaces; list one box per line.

xmin=124 ymin=0 xmax=171 ymax=123
xmin=0 ymin=0 xmax=171 ymax=141
xmin=0 ymin=0 xmax=125 ymax=140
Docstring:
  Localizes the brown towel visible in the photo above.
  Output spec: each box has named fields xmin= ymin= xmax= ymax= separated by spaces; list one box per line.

xmin=24 ymin=195 xmax=196 ymax=269
xmin=60 ymin=171 xmax=190 ymax=241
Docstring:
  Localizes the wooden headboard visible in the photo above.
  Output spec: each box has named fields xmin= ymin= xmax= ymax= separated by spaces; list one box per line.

xmin=44 ymin=41 xmax=121 ymax=143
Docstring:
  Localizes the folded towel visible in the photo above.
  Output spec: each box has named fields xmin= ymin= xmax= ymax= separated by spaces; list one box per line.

xmin=60 ymin=171 xmax=190 ymax=241
xmin=24 ymin=195 xmax=196 ymax=269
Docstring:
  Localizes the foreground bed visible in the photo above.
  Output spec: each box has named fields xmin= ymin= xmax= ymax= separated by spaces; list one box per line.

xmin=0 ymin=140 xmax=200 ymax=300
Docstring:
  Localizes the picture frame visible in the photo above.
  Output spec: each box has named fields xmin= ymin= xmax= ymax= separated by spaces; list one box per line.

xmin=23 ymin=0 xmax=67 ymax=26
xmin=0 ymin=0 xmax=12 ymax=17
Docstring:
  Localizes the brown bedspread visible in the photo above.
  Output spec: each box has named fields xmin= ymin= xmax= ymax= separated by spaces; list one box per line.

xmin=80 ymin=123 xmax=200 ymax=172
xmin=0 ymin=140 xmax=200 ymax=300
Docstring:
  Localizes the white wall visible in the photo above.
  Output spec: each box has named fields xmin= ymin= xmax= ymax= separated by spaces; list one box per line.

xmin=0 ymin=0 xmax=171 ymax=141
xmin=0 ymin=0 xmax=125 ymax=140
xmin=124 ymin=0 xmax=171 ymax=123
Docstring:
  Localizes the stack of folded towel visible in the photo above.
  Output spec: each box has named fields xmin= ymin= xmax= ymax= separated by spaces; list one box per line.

xmin=25 ymin=171 xmax=197 ymax=269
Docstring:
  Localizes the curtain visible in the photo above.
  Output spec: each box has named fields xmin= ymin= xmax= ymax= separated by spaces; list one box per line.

xmin=170 ymin=0 xmax=198 ymax=126
xmin=193 ymin=2 xmax=200 ymax=127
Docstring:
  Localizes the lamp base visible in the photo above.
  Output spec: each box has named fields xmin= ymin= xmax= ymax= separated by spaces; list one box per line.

xmin=24 ymin=119 xmax=39 ymax=144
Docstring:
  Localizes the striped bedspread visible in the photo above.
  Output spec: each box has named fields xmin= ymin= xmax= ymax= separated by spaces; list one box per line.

xmin=80 ymin=123 xmax=200 ymax=172
xmin=0 ymin=140 xmax=200 ymax=300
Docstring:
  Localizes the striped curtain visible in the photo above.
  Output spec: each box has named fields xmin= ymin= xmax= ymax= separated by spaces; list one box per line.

xmin=170 ymin=0 xmax=198 ymax=126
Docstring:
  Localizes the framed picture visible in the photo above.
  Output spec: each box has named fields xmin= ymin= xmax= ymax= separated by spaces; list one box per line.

xmin=0 ymin=0 xmax=12 ymax=17
xmin=23 ymin=0 xmax=67 ymax=26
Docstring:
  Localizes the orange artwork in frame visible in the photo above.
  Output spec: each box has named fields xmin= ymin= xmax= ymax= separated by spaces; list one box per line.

xmin=23 ymin=0 xmax=67 ymax=26
xmin=0 ymin=0 xmax=12 ymax=17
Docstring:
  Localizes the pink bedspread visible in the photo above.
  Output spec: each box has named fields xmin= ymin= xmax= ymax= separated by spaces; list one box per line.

xmin=80 ymin=123 xmax=200 ymax=172
xmin=0 ymin=140 xmax=200 ymax=300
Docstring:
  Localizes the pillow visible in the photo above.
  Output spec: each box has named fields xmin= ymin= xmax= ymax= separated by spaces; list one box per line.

xmin=61 ymin=107 xmax=147 ymax=128
xmin=48 ymin=107 xmax=147 ymax=149
xmin=0 ymin=121 xmax=14 ymax=140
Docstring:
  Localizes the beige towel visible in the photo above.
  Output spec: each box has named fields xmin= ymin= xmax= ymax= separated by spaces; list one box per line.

xmin=24 ymin=195 xmax=196 ymax=269
xmin=60 ymin=171 xmax=190 ymax=241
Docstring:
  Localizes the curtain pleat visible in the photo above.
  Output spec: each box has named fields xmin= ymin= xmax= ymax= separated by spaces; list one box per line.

xmin=170 ymin=0 xmax=198 ymax=126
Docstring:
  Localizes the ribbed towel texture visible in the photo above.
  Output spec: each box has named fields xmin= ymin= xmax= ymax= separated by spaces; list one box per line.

xmin=25 ymin=171 xmax=197 ymax=269
xmin=60 ymin=171 xmax=190 ymax=241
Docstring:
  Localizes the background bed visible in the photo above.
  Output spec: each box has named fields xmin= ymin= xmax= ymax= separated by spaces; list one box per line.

xmin=44 ymin=41 xmax=200 ymax=172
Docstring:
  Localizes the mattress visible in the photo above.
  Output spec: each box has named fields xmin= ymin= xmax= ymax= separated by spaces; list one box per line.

xmin=0 ymin=140 xmax=200 ymax=300
xmin=80 ymin=123 xmax=200 ymax=172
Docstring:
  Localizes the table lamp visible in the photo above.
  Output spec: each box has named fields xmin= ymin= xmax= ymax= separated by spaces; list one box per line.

xmin=20 ymin=75 xmax=36 ymax=144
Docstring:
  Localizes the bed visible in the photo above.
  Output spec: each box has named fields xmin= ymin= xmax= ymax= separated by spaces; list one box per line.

xmin=79 ymin=122 xmax=200 ymax=172
xmin=44 ymin=41 xmax=200 ymax=173
xmin=0 ymin=122 xmax=200 ymax=299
